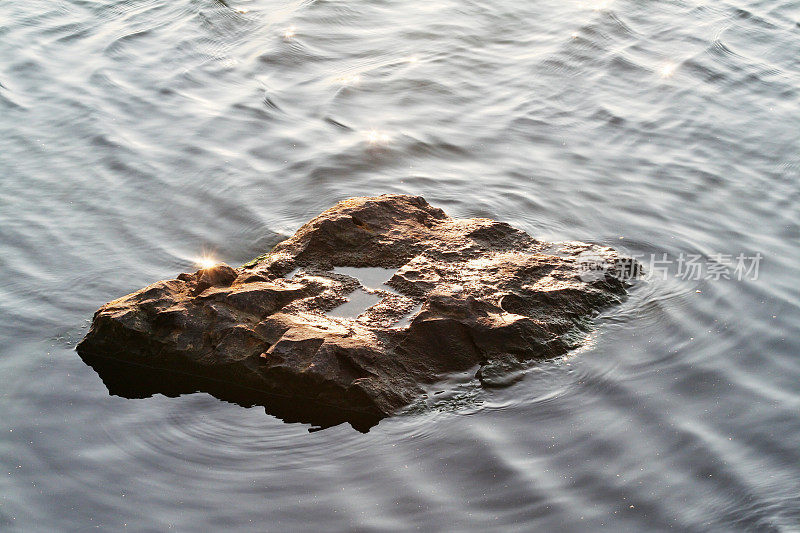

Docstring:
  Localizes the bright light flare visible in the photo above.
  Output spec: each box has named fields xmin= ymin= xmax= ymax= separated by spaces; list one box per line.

xmin=195 ymin=256 xmax=219 ymax=270
xmin=283 ymin=26 xmax=296 ymax=39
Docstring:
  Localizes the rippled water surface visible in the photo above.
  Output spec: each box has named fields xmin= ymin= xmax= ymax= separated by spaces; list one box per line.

xmin=2 ymin=0 xmax=800 ymax=530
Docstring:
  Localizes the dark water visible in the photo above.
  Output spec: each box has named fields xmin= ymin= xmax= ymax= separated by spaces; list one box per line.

xmin=2 ymin=0 xmax=799 ymax=529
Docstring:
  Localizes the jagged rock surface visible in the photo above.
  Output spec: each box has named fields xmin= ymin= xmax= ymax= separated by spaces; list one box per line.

xmin=77 ymin=195 xmax=634 ymax=430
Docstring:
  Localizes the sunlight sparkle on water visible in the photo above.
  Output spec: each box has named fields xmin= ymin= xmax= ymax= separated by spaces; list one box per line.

xmin=335 ymin=74 xmax=361 ymax=86
xmin=366 ymin=129 xmax=391 ymax=145
xmin=660 ymin=62 xmax=677 ymax=78
xmin=581 ymin=0 xmax=611 ymax=11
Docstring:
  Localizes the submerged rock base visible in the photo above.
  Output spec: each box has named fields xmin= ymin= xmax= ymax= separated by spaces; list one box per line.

xmin=78 ymin=195 xmax=635 ymax=430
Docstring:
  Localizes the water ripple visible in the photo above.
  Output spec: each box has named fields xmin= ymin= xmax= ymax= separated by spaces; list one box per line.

xmin=1 ymin=0 xmax=799 ymax=529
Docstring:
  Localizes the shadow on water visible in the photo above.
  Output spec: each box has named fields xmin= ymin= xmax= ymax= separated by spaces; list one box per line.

xmin=76 ymin=349 xmax=382 ymax=433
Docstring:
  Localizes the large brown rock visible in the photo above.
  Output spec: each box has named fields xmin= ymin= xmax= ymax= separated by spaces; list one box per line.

xmin=77 ymin=195 xmax=636 ymax=430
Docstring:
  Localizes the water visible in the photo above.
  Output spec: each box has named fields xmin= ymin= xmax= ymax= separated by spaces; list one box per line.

xmin=326 ymin=287 xmax=382 ymax=318
xmin=1 ymin=0 xmax=799 ymax=529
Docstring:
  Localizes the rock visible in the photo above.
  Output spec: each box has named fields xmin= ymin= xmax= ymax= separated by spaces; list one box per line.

xmin=77 ymin=194 xmax=636 ymax=431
